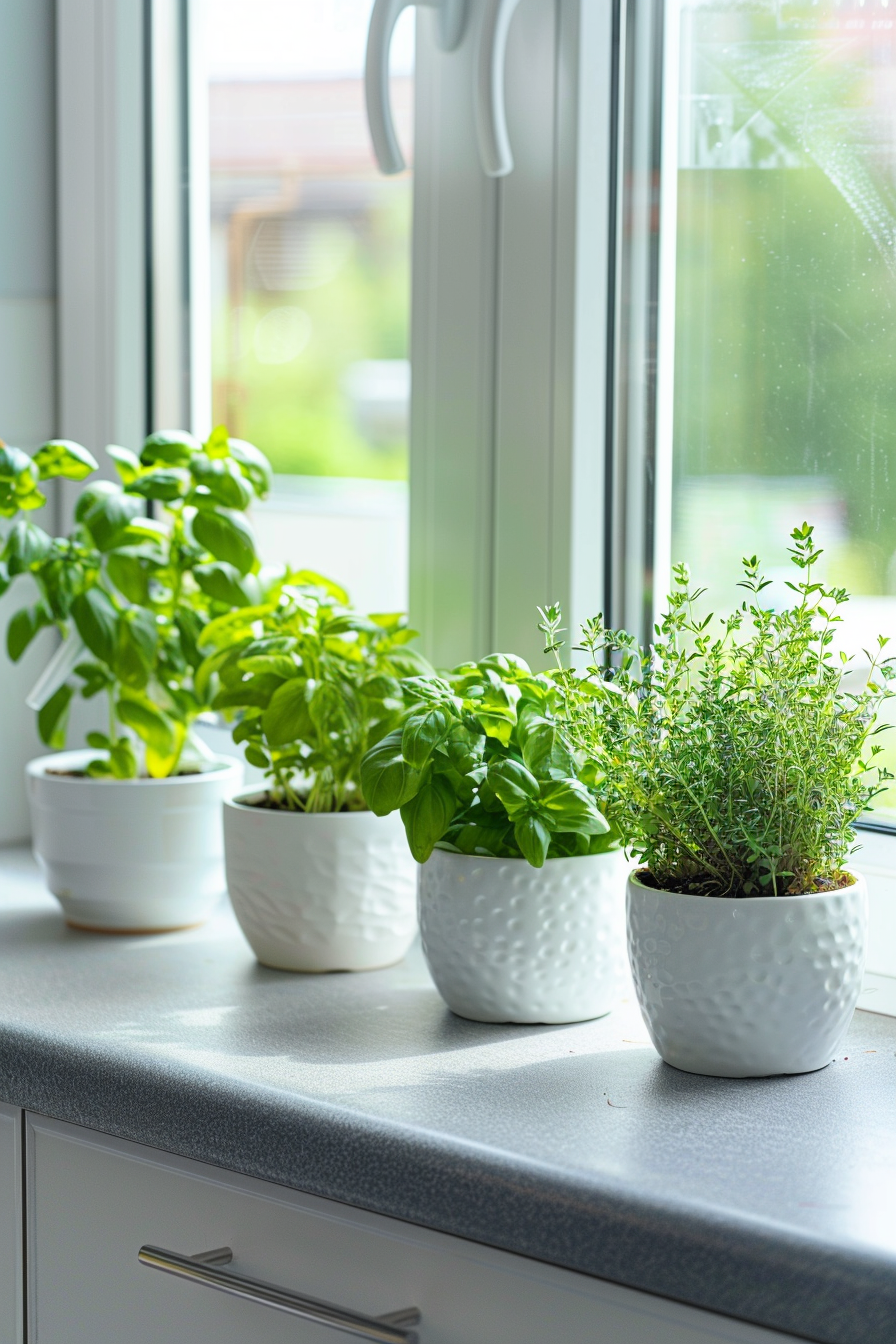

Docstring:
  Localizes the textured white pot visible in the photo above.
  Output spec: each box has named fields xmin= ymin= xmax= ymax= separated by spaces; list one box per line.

xmin=418 ymin=847 xmax=628 ymax=1024
xmin=223 ymin=796 xmax=418 ymax=972
xmin=627 ymin=869 xmax=868 ymax=1078
xmin=27 ymin=750 xmax=243 ymax=933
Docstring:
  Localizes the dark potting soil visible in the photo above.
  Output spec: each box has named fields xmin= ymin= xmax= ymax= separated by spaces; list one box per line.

xmin=242 ymin=792 xmax=359 ymax=814
xmin=635 ymin=867 xmax=855 ymax=898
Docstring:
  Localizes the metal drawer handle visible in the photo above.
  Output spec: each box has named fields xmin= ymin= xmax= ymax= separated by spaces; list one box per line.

xmin=138 ymin=1244 xmax=421 ymax=1343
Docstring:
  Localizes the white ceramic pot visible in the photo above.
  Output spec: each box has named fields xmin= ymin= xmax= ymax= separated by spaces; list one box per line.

xmin=418 ymin=847 xmax=628 ymax=1024
xmin=223 ymin=795 xmax=418 ymax=972
xmin=626 ymin=869 xmax=868 ymax=1078
xmin=26 ymin=750 xmax=243 ymax=933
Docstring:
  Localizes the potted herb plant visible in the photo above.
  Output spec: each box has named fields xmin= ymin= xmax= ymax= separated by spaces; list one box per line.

xmin=548 ymin=524 xmax=892 ymax=1077
xmin=360 ymin=654 xmax=625 ymax=1024
xmin=6 ymin=426 xmax=270 ymax=933
xmin=205 ymin=577 xmax=430 ymax=972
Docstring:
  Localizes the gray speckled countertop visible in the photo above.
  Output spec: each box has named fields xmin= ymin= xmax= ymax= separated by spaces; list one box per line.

xmin=1 ymin=847 xmax=896 ymax=1344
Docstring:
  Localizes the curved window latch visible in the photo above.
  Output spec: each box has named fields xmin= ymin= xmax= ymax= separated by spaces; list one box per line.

xmin=366 ymin=0 xmax=468 ymax=175
xmin=475 ymin=0 xmax=523 ymax=178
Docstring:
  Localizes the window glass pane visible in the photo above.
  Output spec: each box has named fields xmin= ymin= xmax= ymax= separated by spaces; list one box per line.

xmin=669 ymin=0 xmax=896 ymax=819
xmin=203 ymin=0 xmax=413 ymax=611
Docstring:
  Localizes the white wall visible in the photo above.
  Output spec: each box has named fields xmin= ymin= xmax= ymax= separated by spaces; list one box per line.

xmin=0 ymin=0 xmax=57 ymax=842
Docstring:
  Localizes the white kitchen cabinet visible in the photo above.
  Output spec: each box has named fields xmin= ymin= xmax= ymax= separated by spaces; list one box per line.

xmin=0 ymin=1103 xmax=22 ymax=1344
xmin=26 ymin=1113 xmax=799 ymax=1344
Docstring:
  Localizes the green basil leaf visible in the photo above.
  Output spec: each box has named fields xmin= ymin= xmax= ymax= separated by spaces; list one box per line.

xmin=443 ymin=722 xmax=485 ymax=774
xmin=190 ymin=455 xmax=253 ymax=510
xmin=228 ymin=437 xmax=272 ymax=498
xmin=106 ymin=444 xmax=142 ymax=485
xmin=191 ymin=507 xmax=257 ymax=575
xmin=109 ymin=739 xmax=139 ymax=778
xmin=32 ymin=439 xmax=98 ymax=482
xmin=116 ymin=517 xmax=168 ymax=548
xmin=238 ymin=653 xmax=296 ymax=679
xmin=86 ymin=758 xmax=114 ymax=778
xmin=193 ymin=561 xmax=261 ymax=608
xmin=7 ymin=603 xmax=52 ymax=662
xmin=106 ymin=553 xmax=150 ymax=604
xmin=39 ymin=557 xmax=86 ymax=620
xmin=194 ymin=645 xmax=243 ymax=703
xmin=487 ymin=758 xmax=540 ymax=811
xmin=126 ymin=468 xmax=191 ymax=502
xmin=513 ymin=814 xmax=551 ymax=868
xmin=75 ymin=482 xmax=144 ymax=550
xmin=197 ymin=603 xmax=276 ymax=653
xmin=261 ymin=677 xmax=313 ymax=747
xmin=283 ymin=569 xmax=348 ymax=603
xmin=244 ymin=746 xmax=270 ymax=769
xmin=114 ymin=608 xmax=158 ymax=689
xmin=360 ymin=728 xmax=422 ymax=816
xmin=71 ymin=588 xmax=118 ymax=665
xmin=213 ymin=673 xmax=286 ymax=712
xmin=519 ymin=714 xmax=576 ymax=781
xmin=38 ymin=683 xmax=74 ymax=750
xmin=204 ymin=425 xmax=231 ymax=459
xmin=116 ymin=697 xmax=175 ymax=757
xmin=309 ymin=680 xmax=349 ymax=735
xmin=446 ymin=820 xmax=514 ymax=857
xmin=0 ymin=444 xmax=36 ymax=485
xmin=401 ymin=707 xmax=452 ymax=771
xmin=140 ymin=430 xmax=199 ymax=467
xmin=232 ymin=717 xmax=260 ymax=745
xmin=399 ymin=773 xmax=456 ymax=864
xmin=74 ymin=661 xmax=112 ymax=698
xmin=479 ymin=652 xmax=532 ymax=679
xmin=4 ymin=520 xmax=52 ymax=575
xmin=539 ymin=779 xmax=609 ymax=835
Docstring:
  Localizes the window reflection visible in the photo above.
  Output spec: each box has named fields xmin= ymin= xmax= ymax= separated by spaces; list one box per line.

xmin=204 ymin=0 xmax=412 ymax=611
xmin=671 ymin=0 xmax=896 ymax=816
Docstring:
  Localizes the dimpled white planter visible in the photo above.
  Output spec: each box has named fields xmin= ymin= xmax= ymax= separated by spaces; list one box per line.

xmin=418 ymin=847 xmax=628 ymax=1024
xmin=626 ymin=869 xmax=868 ymax=1078
xmin=223 ymin=796 xmax=418 ymax=972
xmin=27 ymin=750 xmax=243 ymax=932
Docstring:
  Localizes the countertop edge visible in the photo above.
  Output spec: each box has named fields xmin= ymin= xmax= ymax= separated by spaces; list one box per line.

xmin=2 ymin=1026 xmax=895 ymax=1344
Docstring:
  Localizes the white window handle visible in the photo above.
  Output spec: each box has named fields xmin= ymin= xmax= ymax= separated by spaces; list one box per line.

xmin=366 ymin=0 xmax=467 ymax=175
xmin=475 ymin=0 xmax=523 ymax=177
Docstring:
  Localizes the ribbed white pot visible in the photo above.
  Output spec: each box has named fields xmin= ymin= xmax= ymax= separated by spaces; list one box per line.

xmin=223 ymin=795 xmax=418 ymax=972
xmin=418 ymin=847 xmax=628 ymax=1024
xmin=26 ymin=750 xmax=243 ymax=933
xmin=627 ymin=869 xmax=868 ymax=1078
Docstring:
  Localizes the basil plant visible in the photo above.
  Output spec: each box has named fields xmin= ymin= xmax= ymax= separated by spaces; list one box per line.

xmin=5 ymin=426 xmax=272 ymax=779
xmin=199 ymin=576 xmax=433 ymax=812
xmin=359 ymin=654 xmax=612 ymax=868
xmin=1 ymin=437 xmax=98 ymax=520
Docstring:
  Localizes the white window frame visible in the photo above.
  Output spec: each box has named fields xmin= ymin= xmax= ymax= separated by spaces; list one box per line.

xmin=50 ymin=0 xmax=896 ymax=1007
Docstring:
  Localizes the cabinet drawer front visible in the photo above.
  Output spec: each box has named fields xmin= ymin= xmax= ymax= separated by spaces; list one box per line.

xmin=0 ymin=1103 xmax=22 ymax=1344
xmin=28 ymin=1115 xmax=796 ymax=1344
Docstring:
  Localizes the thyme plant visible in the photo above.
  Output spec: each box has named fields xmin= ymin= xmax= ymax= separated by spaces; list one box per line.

xmin=200 ymin=576 xmax=431 ymax=812
xmin=542 ymin=524 xmax=896 ymax=897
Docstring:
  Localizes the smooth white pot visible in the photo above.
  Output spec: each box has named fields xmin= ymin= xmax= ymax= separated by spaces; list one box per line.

xmin=418 ymin=847 xmax=628 ymax=1024
xmin=627 ymin=869 xmax=868 ymax=1078
xmin=223 ymin=796 xmax=418 ymax=972
xmin=27 ymin=750 xmax=243 ymax=933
